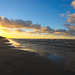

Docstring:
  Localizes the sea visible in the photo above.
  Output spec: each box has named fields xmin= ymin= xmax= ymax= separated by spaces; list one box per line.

xmin=8 ymin=39 xmax=75 ymax=73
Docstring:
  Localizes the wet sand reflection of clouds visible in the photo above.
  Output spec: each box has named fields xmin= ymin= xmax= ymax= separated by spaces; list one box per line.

xmin=11 ymin=39 xmax=75 ymax=73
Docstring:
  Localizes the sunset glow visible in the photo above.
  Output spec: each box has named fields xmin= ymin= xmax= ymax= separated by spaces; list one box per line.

xmin=0 ymin=0 xmax=75 ymax=39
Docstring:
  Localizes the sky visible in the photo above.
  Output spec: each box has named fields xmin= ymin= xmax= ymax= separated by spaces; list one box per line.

xmin=0 ymin=0 xmax=75 ymax=39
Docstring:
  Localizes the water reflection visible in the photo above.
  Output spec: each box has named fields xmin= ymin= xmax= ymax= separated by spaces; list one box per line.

xmin=9 ymin=39 xmax=75 ymax=73
xmin=8 ymin=39 xmax=20 ymax=47
xmin=21 ymin=47 xmax=75 ymax=73
xmin=65 ymin=52 xmax=75 ymax=72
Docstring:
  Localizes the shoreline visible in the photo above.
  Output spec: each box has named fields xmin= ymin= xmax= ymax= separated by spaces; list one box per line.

xmin=0 ymin=36 xmax=75 ymax=75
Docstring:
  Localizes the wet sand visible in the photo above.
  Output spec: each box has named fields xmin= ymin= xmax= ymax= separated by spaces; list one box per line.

xmin=0 ymin=36 xmax=74 ymax=75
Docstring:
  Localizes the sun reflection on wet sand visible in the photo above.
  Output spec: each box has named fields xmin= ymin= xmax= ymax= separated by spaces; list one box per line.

xmin=8 ymin=39 xmax=21 ymax=47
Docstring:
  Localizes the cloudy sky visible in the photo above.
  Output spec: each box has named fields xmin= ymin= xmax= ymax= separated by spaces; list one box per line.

xmin=0 ymin=0 xmax=75 ymax=39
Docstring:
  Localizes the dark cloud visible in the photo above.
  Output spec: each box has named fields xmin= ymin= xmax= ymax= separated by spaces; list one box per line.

xmin=64 ymin=24 xmax=75 ymax=36
xmin=67 ymin=13 xmax=75 ymax=24
xmin=54 ymin=29 xmax=67 ymax=32
xmin=41 ymin=26 xmax=52 ymax=31
xmin=0 ymin=16 xmax=53 ymax=33
xmin=64 ymin=24 xmax=75 ymax=30
xmin=0 ymin=16 xmax=3 ymax=21
xmin=0 ymin=17 xmax=41 ymax=30
xmin=14 ymin=29 xmax=26 ymax=33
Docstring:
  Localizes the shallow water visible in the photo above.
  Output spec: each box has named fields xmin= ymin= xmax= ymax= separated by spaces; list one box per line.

xmin=9 ymin=39 xmax=75 ymax=72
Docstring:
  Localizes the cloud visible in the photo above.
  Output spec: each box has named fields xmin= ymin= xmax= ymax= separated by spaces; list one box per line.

xmin=0 ymin=16 xmax=75 ymax=37
xmin=59 ymin=13 xmax=65 ymax=17
xmin=71 ymin=0 xmax=75 ymax=9
xmin=54 ymin=29 xmax=66 ymax=32
xmin=40 ymin=26 xmax=52 ymax=33
xmin=0 ymin=17 xmax=42 ymax=30
xmin=63 ymin=0 xmax=75 ymax=36
xmin=64 ymin=24 xmax=75 ymax=32
xmin=65 ymin=24 xmax=75 ymax=29
xmin=26 ymin=31 xmax=37 ymax=34
xmin=64 ymin=24 xmax=75 ymax=35
xmin=54 ymin=32 xmax=68 ymax=35
xmin=0 ymin=28 xmax=11 ymax=32
xmin=53 ymin=29 xmax=68 ymax=35
xmin=14 ymin=29 xmax=26 ymax=33
xmin=0 ymin=16 xmax=3 ymax=21
xmin=67 ymin=13 xmax=75 ymax=23
xmin=0 ymin=16 xmax=53 ymax=33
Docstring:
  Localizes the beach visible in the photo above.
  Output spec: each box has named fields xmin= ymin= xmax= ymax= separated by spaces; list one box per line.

xmin=0 ymin=36 xmax=75 ymax=75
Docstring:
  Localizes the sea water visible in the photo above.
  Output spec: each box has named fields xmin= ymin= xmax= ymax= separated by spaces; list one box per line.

xmin=9 ymin=39 xmax=75 ymax=72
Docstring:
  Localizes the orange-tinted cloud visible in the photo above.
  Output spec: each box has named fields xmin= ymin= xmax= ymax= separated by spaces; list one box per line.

xmin=14 ymin=29 xmax=25 ymax=33
xmin=0 ymin=16 xmax=75 ymax=37
xmin=71 ymin=0 xmax=75 ymax=9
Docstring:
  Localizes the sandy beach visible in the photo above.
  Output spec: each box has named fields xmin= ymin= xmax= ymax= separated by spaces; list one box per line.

xmin=0 ymin=36 xmax=75 ymax=75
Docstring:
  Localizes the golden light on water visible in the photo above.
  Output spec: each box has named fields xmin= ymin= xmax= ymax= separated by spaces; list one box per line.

xmin=8 ymin=39 xmax=20 ymax=47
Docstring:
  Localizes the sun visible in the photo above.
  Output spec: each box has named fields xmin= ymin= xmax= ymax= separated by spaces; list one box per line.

xmin=0 ymin=30 xmax=3 ymax=36
xmin=0 ymin=29 xmax=8 ymax=38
